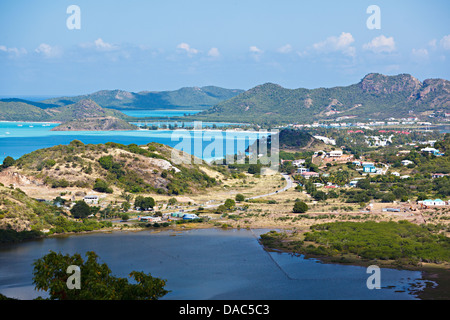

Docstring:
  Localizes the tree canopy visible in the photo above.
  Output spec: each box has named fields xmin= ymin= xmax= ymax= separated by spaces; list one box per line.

xmin=32 ymin=251 xmax=169 ymax=300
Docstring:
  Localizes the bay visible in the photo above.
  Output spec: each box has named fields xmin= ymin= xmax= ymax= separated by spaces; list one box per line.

xmin=0 ymin=228 xmax=426 ymax=300
xmin=0 ymin=121 xmax=265 ymax=163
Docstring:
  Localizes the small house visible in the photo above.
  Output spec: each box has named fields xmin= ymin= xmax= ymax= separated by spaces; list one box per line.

xmin=83 ymin=195 xmax=99 ymax=205
xmin=297 ymin=167 xmax=309 ymax=174
xmin=301 ymin=172 xmax=320 ymax=179
xmin=183 ymin=214 xmax=199 ymax=220
xmin=292 ymin=159 xmax=306 ymax=167
xmin=329 ymin=150 xmax=343 ymax=157
xmin=401 ymin=160 xmax=414 ymax=166
xmin=363 ymin=165 xmax=377 ymax=173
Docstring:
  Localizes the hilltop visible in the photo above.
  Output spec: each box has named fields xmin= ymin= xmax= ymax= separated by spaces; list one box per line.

xmin=193 ymin=73 xmax=450 ymax=125
xmin=0 ymin=99 xmax=133 ymax=123
xmin=0 ymin=140 xmax=221 ymax=198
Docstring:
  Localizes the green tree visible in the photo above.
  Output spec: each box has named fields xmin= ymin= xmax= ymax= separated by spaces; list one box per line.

xmin=168 ymin=198 xmax=177 ymax=206
xmin=235 ymin=194 xmax=245 ymax=202
xmin=32 ymin=251 xmax=169 ymax=300
xmin=2 ymin=156 xmax=15 ymax=169
xmin=121 ymin=202 xmax=131 ymax=212
xmin=135 ymin=196 xmax=155 ymax=211
xmin=224 ymin=199 xmax=236 ymax=210
xmin=70 ymin=201 xmax=91 ymax=219
xmin=312 ymin=191 xmax=328 ymax=201
xmin=93 ymin=179 xmax=113 ymax=194
xmin=248 ymin=164 xmax=261 ymax=175
xmin=293 ymin=201 xmax=309 ymax=213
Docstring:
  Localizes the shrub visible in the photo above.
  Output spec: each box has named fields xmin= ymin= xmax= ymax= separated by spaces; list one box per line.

xmin=293 ymin=201 xmax=309 ymax=213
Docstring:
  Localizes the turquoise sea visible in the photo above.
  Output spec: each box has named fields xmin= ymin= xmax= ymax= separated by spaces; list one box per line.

xmin=0 ymin=120 xmax=264 ymax=164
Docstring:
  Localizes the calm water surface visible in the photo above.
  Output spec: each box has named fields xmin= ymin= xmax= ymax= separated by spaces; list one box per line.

xmin=0 ymin=228 xmax=426 ymax=300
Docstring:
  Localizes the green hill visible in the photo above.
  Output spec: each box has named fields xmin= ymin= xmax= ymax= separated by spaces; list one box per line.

xmin=40 ymin=86 xmax=244 ymax=110
xmin=193 ymin=73 xmax=450 ymax=125
xmin=0 ymin=99 xmax=133 ymax=123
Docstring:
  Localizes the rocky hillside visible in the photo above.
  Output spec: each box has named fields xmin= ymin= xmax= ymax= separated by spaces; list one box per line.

xmin=193 ymin=73 xmax=450 ymax=125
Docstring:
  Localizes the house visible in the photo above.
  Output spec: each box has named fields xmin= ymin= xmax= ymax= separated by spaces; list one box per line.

xmin=391 ymin=171 xmax=400 ymax=177
xmin=421 ymin=147 xmax=440 ymax=156
xmin=301 ymin=172 xmax=320 ymax=179
xmin=419 ymin=199 xmax=447 ymax=207
xmin=329 ymin=150 xmax=343 ymax=157
xmin=292 ymin=159 xmax=306 ymax=167
xmin=297 ymin=167 xmax=309 ymax=174
xmin=183 ymin=213 xmax=199 ymax=220
xmin=352 ymin=161 xmax=361 ymax=166
xmin=363 ymin=165 xmax=377 ymax=173
xmin=83 ymin=195 xmax=99 ymax=205
xmin=313 ymin=135 xmax=336 ymax=145
xmin=349 ymin=181 xmax=359 ymax=187
xmin=401 ymin=160 xmax=414 ymax=166
xmin=432 ymin=173 xmax=446 ymax=179
xmin=138 ymin=216 xmax=161 ymax=222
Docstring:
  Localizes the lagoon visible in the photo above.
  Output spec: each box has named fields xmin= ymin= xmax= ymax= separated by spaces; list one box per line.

xmin=0 ymin=228 xmax=426 ymax=300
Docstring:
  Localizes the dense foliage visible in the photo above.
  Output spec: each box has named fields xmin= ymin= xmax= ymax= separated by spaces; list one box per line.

xmin=32 ymin=251 xmax=169 ymax=300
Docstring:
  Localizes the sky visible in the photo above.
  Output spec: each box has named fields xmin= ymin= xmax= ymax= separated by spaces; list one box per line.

xmin=0 ymin=0 xmax=449 ymax=96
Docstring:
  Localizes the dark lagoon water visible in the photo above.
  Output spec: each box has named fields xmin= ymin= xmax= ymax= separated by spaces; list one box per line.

xmin=0 ymin=228 xmax=427 ymax=300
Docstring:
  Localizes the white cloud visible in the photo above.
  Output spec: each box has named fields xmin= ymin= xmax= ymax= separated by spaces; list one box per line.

xmin=207 ymin=47 xmax=220 ymax=57
xmin=363 ymin=35 xmax=396 ymax=53
xmin=411 ymin=48 xmax=429 ymax=60
xmin=312 ymin=32 xmax=356 ymax=57
xmin=440 ymin=35 xmax=450 ymax=50
xmin=79 ymin=38 xmax=119 ymax=52
xmin=249 ymin=46 xmax=263 ymax=61
xmin=249 ymin=46 xmax=262 ymax=54
xmin=277 ymin=44 xmax=292 ymax=54
xmin=177 ymin=42 xmax=199 ymax=55
xmin=94 ymin=38 xmax=118 ymax=51
xmin=35 ymin=43 xmax=61 ymax=58
xmin=0 ymin=45 xmax=27 ymax=57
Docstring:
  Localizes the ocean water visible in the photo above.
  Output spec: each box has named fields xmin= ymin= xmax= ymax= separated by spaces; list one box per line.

xmin=0 ymin=121 xmax=265 ymax=163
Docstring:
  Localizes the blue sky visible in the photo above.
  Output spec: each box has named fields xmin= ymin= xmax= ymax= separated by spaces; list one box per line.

xmin=0 ymin=0 xmax=449 ymax=96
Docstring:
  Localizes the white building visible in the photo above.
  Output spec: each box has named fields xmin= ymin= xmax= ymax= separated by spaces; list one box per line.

xmin=401 ymin=160 xmax=414 ymax=166
xmin=314 ymin=135 xmax=336 ymax=146
xmin=292 ymin=159 xmax=306 ymax=167
xmin=329 ymin=150 xmax=343 ymax=157
xmin=83 ymin=195 xmax=99 ymax=205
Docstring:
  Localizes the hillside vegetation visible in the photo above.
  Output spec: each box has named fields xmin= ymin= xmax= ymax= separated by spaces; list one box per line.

xmin=193 ymin=73 xmax=450 ymax=125
xmin=0 ymin=99 xmax=132 ymax=123
xmin=8 ymin=140 xmax=220 ymax=196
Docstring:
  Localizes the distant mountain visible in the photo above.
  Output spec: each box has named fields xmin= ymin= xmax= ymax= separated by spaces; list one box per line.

xmin=39 ymin=86 xmax=245 ymax=110
xmin=193 ymin=73 xmax=450 ymax=125
xmin=0 ymin=99 xmax=132 ymax=123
